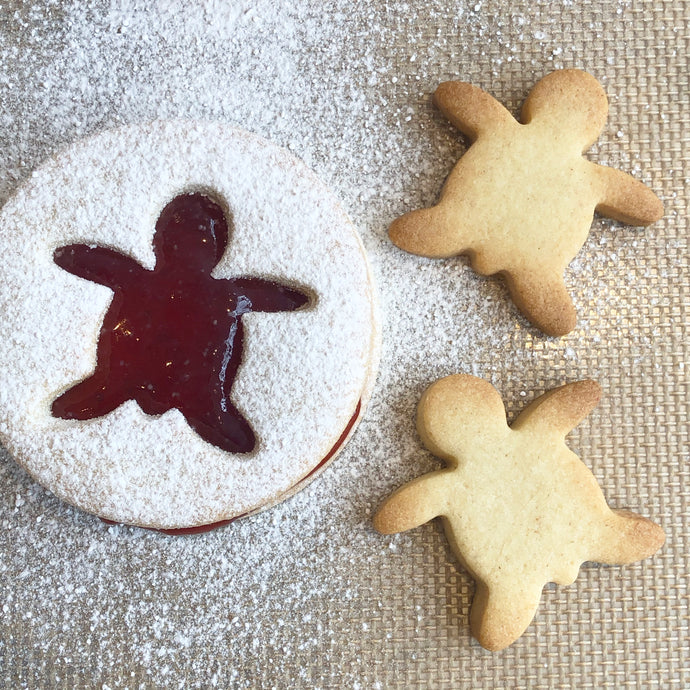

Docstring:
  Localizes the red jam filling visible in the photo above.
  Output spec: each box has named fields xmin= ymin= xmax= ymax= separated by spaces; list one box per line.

xmin=52 ymin=192 xmax=310 ymax=454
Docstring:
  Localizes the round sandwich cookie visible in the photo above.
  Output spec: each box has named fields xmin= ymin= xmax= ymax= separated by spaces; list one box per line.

xmin=0 ymin=121 xmax=380 ymax=531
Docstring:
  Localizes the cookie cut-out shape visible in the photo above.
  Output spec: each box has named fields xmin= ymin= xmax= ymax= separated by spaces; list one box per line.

xmin=52 ymin=192 xmax=310 ymax=454
xmin=373 ymin=375 xmax=664 ymax=651
xmin=389 ymin=69 xmax=664 ymax=336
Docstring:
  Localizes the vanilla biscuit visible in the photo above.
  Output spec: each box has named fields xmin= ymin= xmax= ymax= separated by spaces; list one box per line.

xmin=390 ymin=70 xmax=664 ymax=336
xmin=374 ymin=375 xmax=664 ymax=650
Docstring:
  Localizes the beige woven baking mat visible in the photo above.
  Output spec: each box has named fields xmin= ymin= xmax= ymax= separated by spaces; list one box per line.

xmin=0 ymin=1 xmax=687 ymax=688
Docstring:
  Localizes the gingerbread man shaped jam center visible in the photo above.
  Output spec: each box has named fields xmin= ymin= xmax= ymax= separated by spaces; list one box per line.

xmin=52 ymin=192 xmax=310 ymax=454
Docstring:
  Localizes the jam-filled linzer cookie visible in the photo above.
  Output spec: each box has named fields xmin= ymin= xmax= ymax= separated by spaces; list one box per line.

xmin=0 ymin=121 xmax=379 ymax=531
xmin=390 ymin=69 xmax=664 ymax=336
xmin=373 ymin=375 xmax=664 ymax=651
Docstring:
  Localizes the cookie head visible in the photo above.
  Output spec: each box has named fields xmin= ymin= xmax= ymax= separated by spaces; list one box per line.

xmin=154 ymin=192 xmax=229 ymax=271
xmin=521 ymin=69 xmax=608 ymax=150
xmin=417 ymin=374 xmax=507 ymax=463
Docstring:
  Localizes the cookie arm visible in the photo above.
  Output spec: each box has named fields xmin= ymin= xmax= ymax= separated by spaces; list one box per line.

xmin=511 ymin=380 xmax=601 ymax=437
xmin=389 ymin=204 xmax=466 ymax=258
xmin=434 ymin=81 xmax=516 ymax=141
xmin=373 ymin=471 xmax=452 ymax=534
xmin=594 ymin=164 xmax=664 ymax=226
xmin=53 ymin=244 xmax=144 ymax=288
xmin=230 ymin=278 xmax=310 ymax=312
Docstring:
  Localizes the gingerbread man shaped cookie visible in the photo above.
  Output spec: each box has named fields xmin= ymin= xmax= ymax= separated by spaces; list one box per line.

xmin=390 ymin=70 xmax=663 ymax=335
xmin=373 ymin=375 xmax=664 ymax=650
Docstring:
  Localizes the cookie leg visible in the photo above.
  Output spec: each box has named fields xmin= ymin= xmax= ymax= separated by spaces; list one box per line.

xmin=389 ymin=204 xmax=465 ymax=258
xmin=182 ymin=401 xmax=257 ymax=454
xmin=52 ymin=376 xmax=127 ymax=419
xmin=469 ymin=580 xmax=543 ymax=651
xmin=503 ymin=270 xmax=577 ymax=336
xmin=590 ymin=509 xmax=665 ymax=565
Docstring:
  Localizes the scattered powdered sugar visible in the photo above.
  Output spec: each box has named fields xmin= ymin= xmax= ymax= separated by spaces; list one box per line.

xmin=0 ymin=0 xmax=682 ymax=688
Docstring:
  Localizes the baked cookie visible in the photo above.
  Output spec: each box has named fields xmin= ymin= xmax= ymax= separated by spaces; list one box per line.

xmin=389 ymin=69 xmax=664 ymax=336
xmin=373 ymin=375 xmax=664 ymax=650
xmin=0 ymin=121 xmax=380 ymax=531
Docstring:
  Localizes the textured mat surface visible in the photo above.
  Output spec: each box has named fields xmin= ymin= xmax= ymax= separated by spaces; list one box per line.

xmin=0 ymin=1 xmax=687 ymax=687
